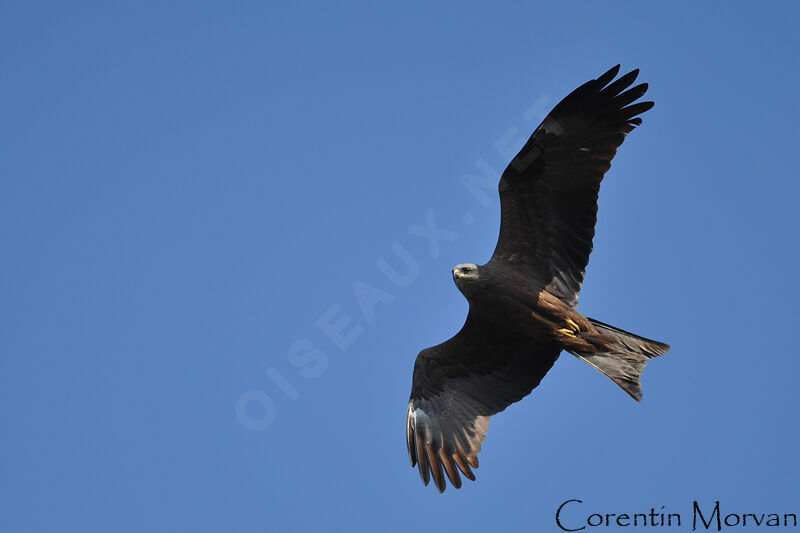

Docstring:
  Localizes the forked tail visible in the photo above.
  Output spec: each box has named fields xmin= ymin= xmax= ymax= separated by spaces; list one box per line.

xmin=567 ymin=318 xmax=670 ymax=401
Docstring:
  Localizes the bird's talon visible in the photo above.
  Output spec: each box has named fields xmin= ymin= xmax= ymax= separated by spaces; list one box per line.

xmin=565 ymin=318 xmax=580 ymax=333
xmin=557 ymin=328 xmax=576 ymax=338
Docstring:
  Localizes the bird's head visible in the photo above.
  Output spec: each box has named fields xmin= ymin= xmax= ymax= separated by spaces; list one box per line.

xmin=452 ymin=263 xmax=480 ymax=293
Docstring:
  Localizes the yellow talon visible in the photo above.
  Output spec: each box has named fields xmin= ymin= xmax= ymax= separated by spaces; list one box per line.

xmin=565 ymin=319 xmax=580 ymax=333
xmin=557 ymin=328 xmax=576 ymax=338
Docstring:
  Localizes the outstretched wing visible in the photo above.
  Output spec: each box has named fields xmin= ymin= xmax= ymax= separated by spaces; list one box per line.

xmin=406 ymin=311 xmax=560 ymax=492
xmin=490 ymin=65 xmax=653 ymax=307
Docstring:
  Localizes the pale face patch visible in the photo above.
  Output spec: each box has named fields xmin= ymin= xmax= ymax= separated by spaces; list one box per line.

xmin=453 ymin=263 xmax=479 ymax=280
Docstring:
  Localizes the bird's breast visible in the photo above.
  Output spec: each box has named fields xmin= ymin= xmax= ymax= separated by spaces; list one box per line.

xmin=469 ymin=276 xmax=562 ymax=335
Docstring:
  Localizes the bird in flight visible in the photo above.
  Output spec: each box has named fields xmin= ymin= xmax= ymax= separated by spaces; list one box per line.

xmin=405 ymin=65 xmax=669 ymax=492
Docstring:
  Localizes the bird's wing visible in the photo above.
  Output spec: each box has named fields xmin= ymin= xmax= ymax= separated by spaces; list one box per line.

xmin=406 ymin=311 xmax=561 ymax=492
xmin=490 ymin=65 xmax=653 ymax=307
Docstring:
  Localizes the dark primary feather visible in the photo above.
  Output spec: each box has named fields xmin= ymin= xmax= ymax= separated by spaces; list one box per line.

xmin=406 ymin=311 xmax=560 ymax=492
xmin=490 ymin=65 xmax=653 ymax=307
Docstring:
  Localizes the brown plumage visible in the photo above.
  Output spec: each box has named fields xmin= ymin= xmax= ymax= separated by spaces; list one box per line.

xmin=406 ymin=65 xmax=670 ymax=493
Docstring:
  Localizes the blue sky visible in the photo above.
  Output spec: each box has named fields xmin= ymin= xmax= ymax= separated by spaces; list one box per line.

xmin=2 ymin=2 xmax=799 ymax=531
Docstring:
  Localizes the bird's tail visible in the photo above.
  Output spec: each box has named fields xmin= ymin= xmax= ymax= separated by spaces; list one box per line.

xmin=567 ymin=318 xmax=669 ymax=402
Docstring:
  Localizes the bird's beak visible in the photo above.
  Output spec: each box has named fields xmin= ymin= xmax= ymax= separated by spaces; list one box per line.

xmin=453 ymin=269 xmax=465 ymax=279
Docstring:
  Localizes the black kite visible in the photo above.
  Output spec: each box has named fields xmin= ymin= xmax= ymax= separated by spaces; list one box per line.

xmin=406 ymin=65 xmax=670 ymax=492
